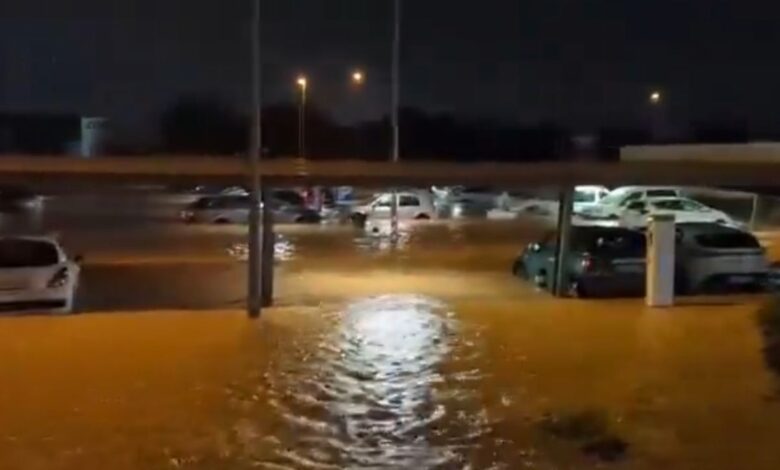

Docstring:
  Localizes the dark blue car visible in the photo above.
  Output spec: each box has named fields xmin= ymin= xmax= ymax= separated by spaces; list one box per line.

xmin=513 ymin=226 xmax=647 ymax=297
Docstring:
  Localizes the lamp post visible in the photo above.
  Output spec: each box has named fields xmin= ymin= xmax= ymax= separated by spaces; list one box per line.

xmin=247 ymin=0 xmax=263 ymax=318
xmin=390 ymin=0 xmax=401 ymax=239
xmin=296 ymin=76 xmax=307 ymax=158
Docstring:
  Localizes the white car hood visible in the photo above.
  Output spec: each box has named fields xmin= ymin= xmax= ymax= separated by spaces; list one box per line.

xmin=0 ymin=264 xmax=73 ymax=291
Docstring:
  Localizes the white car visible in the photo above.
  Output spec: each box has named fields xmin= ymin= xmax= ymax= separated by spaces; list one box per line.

xmin=0 ymin=236 xmax=81 ymax=314
xmin=351 ymin=190 xmax=436 ymax=224
xmin=619 ymin=197 xmax=736 ymax=229
xmin=432 ymin=186 xmax=501 ymax=207
xmin=676 ymin=223 xmax=769 ymax=293
xmin=572 ymin=185 xmax=610 ymax=214
xmin=495 ymin=186 xmax=607 ymax=214
xmin=578 ymin=186 xmax=682 ymax=219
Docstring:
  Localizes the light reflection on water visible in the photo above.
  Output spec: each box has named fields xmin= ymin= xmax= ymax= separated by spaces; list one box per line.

xmin=257 ymin=294 xmax=474 ymax=468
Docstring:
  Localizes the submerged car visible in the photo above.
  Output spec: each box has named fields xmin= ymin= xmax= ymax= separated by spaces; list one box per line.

xmin=578 ymin=186 xmax=682 ymax=219
xmin=514 ymin=226 xmax=646 ymax=297
xmin=675 ymin=223 xmax=768 ymax=293
xmin=0 ymin=186 xmax=43 ymax=212
xmin=350 ymin=190 xmax=436 ymax=226
xmin=181 ymin=193 xmax=321 ymax=224
xmin=0 ymin=236 xmax=81 ymax=314
xmin=618 ymin=197 xmax=737 ymax=229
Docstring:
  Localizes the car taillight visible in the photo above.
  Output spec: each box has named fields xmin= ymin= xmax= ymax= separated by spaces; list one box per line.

xmin=581 ymin=254 xmax=594 ymax=272
xmin=48 ymin=267 xmax=69 ymax=288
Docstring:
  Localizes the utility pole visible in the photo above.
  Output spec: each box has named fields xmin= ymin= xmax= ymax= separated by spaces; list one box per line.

xmin=390 ymin=0 xmax=401 ymax=239
xmin=247 ymin=0 xmax=263 ymax=318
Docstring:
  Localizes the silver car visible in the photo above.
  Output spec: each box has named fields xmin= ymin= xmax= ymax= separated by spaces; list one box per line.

xmin=181 ymin=193 xmax=321 ymax=225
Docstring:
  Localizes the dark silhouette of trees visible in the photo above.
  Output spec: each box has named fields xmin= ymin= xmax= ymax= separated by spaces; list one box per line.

xmin=691 ymin=119 xmax=749 ymax=143
xmin=160 ymin=94 xmax=247 ymax=154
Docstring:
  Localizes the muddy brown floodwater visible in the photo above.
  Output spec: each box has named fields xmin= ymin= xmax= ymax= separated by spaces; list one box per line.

xmin=2 ymin=218 xmax=780 ymax=469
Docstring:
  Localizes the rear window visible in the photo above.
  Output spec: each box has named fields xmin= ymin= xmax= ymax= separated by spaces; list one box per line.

xmin=273 ymin=190 xmax=304 ymax=206
xmin=575 ymin=230 xmax=646 ymax=257
xmin=694 ymin=232 xmax=760 ymax=249
xmin=574 ymin=190 xmax=596 ymax=203
xmin=0 ymin=240 xmax=59 ymax=267
xmin=399 ymin=195 xmax=420 ymax=207
xmin=192 ymin=197 xmax=217 ymax=208
xmin=646 ymin=189 xmax=678 ymax=198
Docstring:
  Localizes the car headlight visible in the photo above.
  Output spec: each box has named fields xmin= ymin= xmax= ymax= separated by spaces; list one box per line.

xmin=48 ymin=267 xmax=70 ymax=288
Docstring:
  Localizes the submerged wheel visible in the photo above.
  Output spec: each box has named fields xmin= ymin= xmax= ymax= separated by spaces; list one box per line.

xmin=533 ymin=270 xmax=547 ymax=288
xmin=567 ymin=280 xmax=588 ymax=298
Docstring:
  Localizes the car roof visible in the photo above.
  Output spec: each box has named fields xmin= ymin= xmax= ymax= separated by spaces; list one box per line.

xmin=0 ymin=235 xmax=60 ymax=245
xmin=644 ymin=196 xmax=696 ymax=203
xmin=675 ymin=222 xmax=744 ymax=235
xmin=575 ymin=185 xmax=608 ymax=191
xmin=614 ymin=186 xmax=681 ymax=192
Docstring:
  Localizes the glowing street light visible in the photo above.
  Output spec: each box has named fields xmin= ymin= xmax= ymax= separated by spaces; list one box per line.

xmin=649 ymin=90 xmax=662 ymax=105
xmin=351 ymin=70 xmax=364 ymax=85
xmin=295 ymin=75 xmax=308 ymax=158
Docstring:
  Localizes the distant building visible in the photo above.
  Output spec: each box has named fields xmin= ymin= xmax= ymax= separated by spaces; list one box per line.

xmin=0 ymin=113 xmax=109 ymax=157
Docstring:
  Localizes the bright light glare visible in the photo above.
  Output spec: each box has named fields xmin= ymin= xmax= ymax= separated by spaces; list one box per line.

xmin=650 ymin=91 xmax=661 ymax=104
xmin=352 ymin=70 xmax=364 ymax=84
xmin=296 ymin=76 xmax=307 ymax=88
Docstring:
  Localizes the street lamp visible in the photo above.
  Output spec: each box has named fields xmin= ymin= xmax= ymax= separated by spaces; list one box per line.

xmin=296 ymin=75 xmax=307 ymax=158
xmin=649 ymin=90 xmax=662 ymax=105
xmin=351 ymin=70 xmax=364 ymax=85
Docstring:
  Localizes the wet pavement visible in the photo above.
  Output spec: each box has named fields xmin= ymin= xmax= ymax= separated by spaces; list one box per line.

xmin=2 ymin=190 xmax=780 ymax=468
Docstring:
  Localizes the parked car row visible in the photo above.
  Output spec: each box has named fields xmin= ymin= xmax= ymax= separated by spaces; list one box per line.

xmin=180 ymin=190 xmax=322 ymax=225
xmin=514 ymin=222 xmax=769 ymax=297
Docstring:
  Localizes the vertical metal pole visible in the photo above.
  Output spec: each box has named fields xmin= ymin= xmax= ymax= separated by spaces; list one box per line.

xmin=247 ymin=0 xmax=263 ymax=318
xmin=389 ymin=0 xmax=401 ymax=238
xmin=553 ymin=186 xmax=574 ymax=297
xmin=750 ymin=193 xmax=761 ymax=231
xmin=298 ymin=85 xmax=306 ymax=158
xmin=260 ymin=185 xmax=275 ymax=307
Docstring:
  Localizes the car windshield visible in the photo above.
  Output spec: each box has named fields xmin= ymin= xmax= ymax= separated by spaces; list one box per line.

xmin=192 ymin=197 xmax=218 ymax=209
xmin=695 ymin=232 xmax=760 ymax=249
xmin=273 ymin=190 xmax=304 ymax=206
xmin=0 ymin=239 xmax=59 ymax=267
xmin=599 ymin=188 xmax=631 ymax=206
xmin=574 ymin=190 xmax=596 ymax=203
xmin=0 ymin=187 xmax=34 ymax=199
xmin=652 ymin=199 xmax=704 ymax=211
xmin=573 ymin=229 xmax=646 ymax=257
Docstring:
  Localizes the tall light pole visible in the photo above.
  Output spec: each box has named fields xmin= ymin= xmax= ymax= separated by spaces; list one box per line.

xmin=390 ymin=0 xmax=401 ymax=238
xmin=296 ymin=76 xmax=307 ymax=158
xmin=247 ymin=0 xmax=263 ymax=318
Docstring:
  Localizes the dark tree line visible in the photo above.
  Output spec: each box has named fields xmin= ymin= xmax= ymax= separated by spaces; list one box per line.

xmin=158 ymin=94 xmax=758 ymax=162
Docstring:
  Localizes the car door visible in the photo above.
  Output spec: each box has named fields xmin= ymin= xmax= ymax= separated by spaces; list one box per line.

xmin=621 ymin=201 xmax=648 ymax=227
xmin=398 ymin=194 xmax=422 ymax=219
xmin=369 ymin=194 xmax=393 ymax=219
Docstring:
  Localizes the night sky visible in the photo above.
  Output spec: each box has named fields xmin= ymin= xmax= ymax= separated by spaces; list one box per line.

xmin=2 ymin=1 xmax=780 ymax=143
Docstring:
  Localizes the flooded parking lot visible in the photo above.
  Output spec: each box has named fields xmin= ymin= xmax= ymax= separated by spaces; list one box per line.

xmin=2 ymin=190 xmax=780 ymax=469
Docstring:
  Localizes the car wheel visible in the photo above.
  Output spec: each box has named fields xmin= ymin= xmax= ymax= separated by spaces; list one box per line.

xmin=351 ymin=213 xmax=367 ymax=227
xmin=674 ymin=269 xmax=691 ymax=295
xmin=533 ymin=270 xmax=547 ymax=288
xmin=414 ymin=213 xmax=431 ymax=220
xmin=512 ymin=260 xmax=526 ymax=278
xmin=567 ymin=280 xmax=588 ymax=298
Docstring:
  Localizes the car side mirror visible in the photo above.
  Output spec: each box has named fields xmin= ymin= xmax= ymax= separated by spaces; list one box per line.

xmin=73 ymin=254 xmax=84 ymax=264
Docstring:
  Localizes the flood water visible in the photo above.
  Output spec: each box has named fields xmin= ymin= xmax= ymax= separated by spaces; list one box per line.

xmin=2 ymin=196 xmax=780 ymax=469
